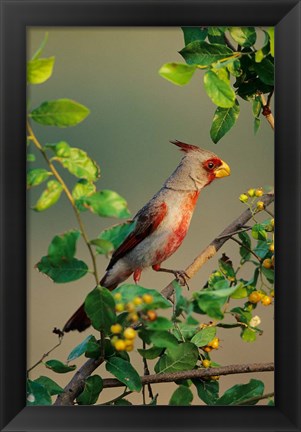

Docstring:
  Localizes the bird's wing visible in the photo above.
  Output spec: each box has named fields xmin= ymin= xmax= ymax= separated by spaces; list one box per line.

xmin=106 ymin=200 xmax=167 ymax=270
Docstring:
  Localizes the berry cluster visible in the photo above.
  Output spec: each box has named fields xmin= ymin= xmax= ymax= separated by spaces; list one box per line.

xmin=239 ymin=187 xmax=265 ymax=212
xmin=202 ymin=336 xmax=220 ymax=353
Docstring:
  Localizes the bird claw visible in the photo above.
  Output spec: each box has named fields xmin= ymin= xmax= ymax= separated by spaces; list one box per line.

xmin=173 ymin=270 xmax=190 ymax=290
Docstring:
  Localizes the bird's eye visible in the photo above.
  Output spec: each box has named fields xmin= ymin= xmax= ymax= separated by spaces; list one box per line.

xmin=207 ymin=162 xmax=215 ymax=170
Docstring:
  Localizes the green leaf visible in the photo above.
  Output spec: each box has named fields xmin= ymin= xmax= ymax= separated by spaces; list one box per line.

xmin=208 ymin=27 xmax=226 ymax=45
xmin=34 ymin=376 xmax=63 ymax=395
xmin=150 ymin=331 xmax=178 ymax=348
xmin=27 ymin=57 xmax=55 ymax=84
xmin=53 ymin=147 xmax=100 ymax=181
xmin=267 ymin=28 xmax=274 ymax=57
xmin=47 ymin=230 xmax=80 ymax=265
xmin=84 ymin=190 xmax=131 ymax=218
xmin=27 ymin=168 xmax=52 ymax=188
xmin=182 ymin=27 xmax=208 ymax=45
xmin=227 ymin=59 xmax=242 ymax=77
xmin=97 ymin=221 xmax=135 ymax=251
xmin=67 ymin=335 xmax=94 ymax=362
xmin=230 ymin=284 xmax=248 ymax=299
xmin=30 ymin=99 xmax=90 ymax=127
xmin=27 ymin=153 xmax=36 ymax=162
xmin=113 ymin=284 xmax=171 ymax=310
xmin=45 ymin=359 xmax=76 ymax=373
xmin=37 ymin=256 xmax=88 ymax=283
xmin=218 ymin=256 xmax=236 ymax=282
xmin=138 ymin=346 xmax=163 ymax=360
xmin=146 ymin=317 xmax=173 ymax=331
xmin=254 ymin=57 xmax=274 ymax=86
xmin=261 ymin=266 xmax=274 ymax=283
xmin=106 ymin=357 xmax=142 ymax=392
xmin=90 ymin=238 xmax=114 ymax=255
xmin=154 ymin=342 xmax=198 ymax=374
xmin=191 ymin=326 xmax=216 ymax=347
xmin=169 ymin=385 xmax=193 ymax=406
xmin=204 ymin=70 xmax=235 ymax=108
xmin=241 ymin=327 xmax=257 ymax=343
xmin=171 ymin=323 xmax=198 ymax=341
xmin=31 ymin=32 xmax=49 ymax=60
xmin=238 ymin=231 xmax=251 ymax=261
xmin=45 ymin=141 xmax=71 ymax=157
xmin=33 ymin=180 xmax=63 ymax=211
xmin=195 ymin=283 xmax=239 ymax=319
xmin=229 ymin=27 xmax=256 ymax=47
xmin=179 ymin=41 xmax=233 ymax=66
xmin=215 ymin=379 xmax=264 ymax=405
xmin=210 ymin=101 xmax=240 ymax=143
xmin=114 ymin=398 xmax=133 ymax=406
xmin=76 ymin=375 xmax=103 ymax=405
xmin=85 ymin=286 xmax=116 ymax=334
xmin=85 ymin=336 xmax=102 ymax=359
xmin=254 ymin=240 xmax=270 ymax=259
xmin=252 ymin=224 xmax=267 ymax=240
xmin=72 ymin=179 xmax=96 ymax=211
xmin=27 ymin=380 xmax=52 ymax=406
xmin=254 ymin=117 xmax=261 ymax=135
xmin=252 ymin=98 xmax=262 ymax=118
xmin=193 ymin=379 xmax=219 ymax=405
xmin=159 ymin=63 xmax=197 ymax=86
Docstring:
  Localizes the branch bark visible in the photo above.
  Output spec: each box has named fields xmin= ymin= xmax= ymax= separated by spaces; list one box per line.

xmin=101 ymin=362 xmax=274 ymax=389
xmin=54 ymin=192 xmax=274 ymax=405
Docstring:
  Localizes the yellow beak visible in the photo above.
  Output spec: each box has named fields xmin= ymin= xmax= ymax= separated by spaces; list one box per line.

xmin=214 ymin=160 xmax=231 ymax=178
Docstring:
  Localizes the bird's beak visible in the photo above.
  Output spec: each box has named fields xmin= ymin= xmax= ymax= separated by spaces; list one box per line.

xmin=214 ymin=160 xmax=231 ymax=178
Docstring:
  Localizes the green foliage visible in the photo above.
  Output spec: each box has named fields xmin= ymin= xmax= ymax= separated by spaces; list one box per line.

xmin=191 ymin=326 xmax=216 ymax=347
xmin=106 ymin=357 xmax=142 ymax=392
xmin=84 ymin=190 xmax=131 ymax=218
xmin=30 ymin=99 xmax=90 ymax=127
xmin=76 ymin=375 xmax=103 ymax=405
xmin=113 ymin=284 xmax=171 ymax=310
xmin=27 ymin=380 xmax=52 ymax=406
xmin=67 ymin=335 xmax=94 ymax=362
xmin=34 ymin=376 xmax=64 ymax=395
xmin=72 ymin=179 xmax=96 ymax=211
xmin=169 ymin=385 xmax=193 ymax=406
xmin=27 ymin=57 xmax=55 ymax=84
xmin=155 ymin=342 xmax=199 ymax=374
xmin=193 ymin=379 xmax=219 ymax=405
xmin=215 ymin=379 xmax=264 ymax=405
xmin=159 ymin=26 xmax=274 ymax=142
xmin=150 ymin=330 xmax=178 ymax=348
xmin=85 ymin=286 xmax=116 ymax=334
xmin=45 ymin=359 xmax=76 ymax=373
xmin=37 ymin=231 xmax=89 ymax=283
xmin=27 ymin=168 xmax=52 ymax=188
xmin=138 ymin=346 xmax=163 ymax=360
xmin=33 ymin=180 xmax=63 ymax=211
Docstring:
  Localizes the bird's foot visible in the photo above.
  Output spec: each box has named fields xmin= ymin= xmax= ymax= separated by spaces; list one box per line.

xmin=173 ymin=270 xmax=190 ymax=290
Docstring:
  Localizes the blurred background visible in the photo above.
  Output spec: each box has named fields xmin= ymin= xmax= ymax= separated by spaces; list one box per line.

xmin=27 ymin=27 xmax=274 ymax=405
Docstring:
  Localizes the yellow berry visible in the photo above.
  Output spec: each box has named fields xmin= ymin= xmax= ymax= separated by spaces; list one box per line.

xmin=263 ymin=258 xmax=272 ymax=269
xmin=203 ymin=346 xmax=212 ymax=353
xmin=202 ymin=359 xmax=211 ymax=368
xmin=211 ymin=375 xmax=220 ymax=381
xmin=255 ymin=188 xmax=263 ymax=197
xmin=123 ymin=327 xmax=136 ymax=340
xmin=199 ymin=323 xmax=207 ymax=330
xmin=114 ymin=339 xmax=126 ymax=351
xmin=269 ymin=243 xmax=274 ymax=253
xmin=256 ymin=201 xmax=265 ymax=211
xmin=142 ymin=294 xmax=154 ymax=304
xmin=270 ymin=290 xmax=275 ymax=298
xmin=133 ymin=296 xmax=143 ymax=306
xmin=115 ymin=303 xmax=124 ymax=312
xmin=248 ymin=291 xmax=262 ymax=304
xmin=110 ymin=324 xmax=123 ymax=334
xmin=128 ymin=313 xmax=139 ymax=323
xmin=124 ymin=339 xmax=134 ymax=351
xmin=239 ymin=193 xmax=248 ymax=203
xmin=211 ymin=339 xmax=219 ymax=350
xmin=126 ymin=302 xmax=136 ymax=313
xmin=146 ymin=310 xmax=157 ymax=321
xmin=261 ymin=295 xmax=272 ymax=306
xmin=114 ymin=293 xmax=122 ymax=301
xmin=247 ymin=188 xmax=255 ymax=197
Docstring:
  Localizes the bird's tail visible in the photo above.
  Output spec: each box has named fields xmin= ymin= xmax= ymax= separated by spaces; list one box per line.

xmin=63 ymin=266 xmax=133 ymax=333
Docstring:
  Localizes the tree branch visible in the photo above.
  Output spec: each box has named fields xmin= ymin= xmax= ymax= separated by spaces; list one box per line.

xmin=259 ymin=92 xmax=274 ymax=131
xmin=161 ymin=192 xmax=274 ymax=299
xmin=101 ymin=362 xmax=274 ymax=389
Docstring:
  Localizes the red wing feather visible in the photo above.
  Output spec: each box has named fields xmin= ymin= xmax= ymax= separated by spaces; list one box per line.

xmin=106 ymin=201 xmax=167 ymax=270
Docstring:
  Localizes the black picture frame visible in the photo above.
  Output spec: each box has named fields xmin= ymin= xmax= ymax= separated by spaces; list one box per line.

xmin=0 ymin=1 xmax=300 ymax=431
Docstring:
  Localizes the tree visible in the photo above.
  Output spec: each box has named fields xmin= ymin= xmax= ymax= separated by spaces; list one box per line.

xmin=26 ymin=28 xmax=275 ymax=407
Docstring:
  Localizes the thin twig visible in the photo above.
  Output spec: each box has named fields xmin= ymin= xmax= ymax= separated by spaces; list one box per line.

xmin=27 ymin=335 xmax=63 ymax=375
xmin=235 ymin=391 xmax=274 ymax=406
xmin=229 ymin=236 xmax=261 ymax=262
xmin=27 ymin=120 xmax=99 ymax=284
xmin=101 ymin=362 xmax=274 ymax=389
xmin=216 ymin=226 xmax=251 ymax=240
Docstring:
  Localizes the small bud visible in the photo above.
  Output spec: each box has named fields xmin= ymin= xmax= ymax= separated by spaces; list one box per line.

xmin=142 ymin=294 xmax=154 ymax=304
xmin=110 ymin=324 xmax=123 ymax=334
xmin=256 ymin=201 xmax=265 ymax=211
xmin=114 ymin=339 xmax=126 ymax=351
xmin=202 ymin=359 xmax=211 ymax=368
xmin=255 ymin=188 xmax=264 ymax=197
xmin=239 ymin=193 xmax=249 ymax=203
xmin=115 ymin=303 xmax=124 ymax=312
xmin=114 ymin=293 xmax=122 ymax=301
xmin=247 ymin=188 xmax=255 ymax=197
xmin=123 ymin=327 xmax=137 ymax=340
xmin=249 ymin=315 xmax=261 ymax=327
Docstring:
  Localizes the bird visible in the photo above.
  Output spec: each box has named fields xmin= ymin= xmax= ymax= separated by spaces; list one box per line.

xmin=63 ymin=140 xmax=230 ymax=332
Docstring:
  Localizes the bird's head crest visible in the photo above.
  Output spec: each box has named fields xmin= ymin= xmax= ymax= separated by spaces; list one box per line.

xmin=170 ymin=140 xmax=201 ymax=153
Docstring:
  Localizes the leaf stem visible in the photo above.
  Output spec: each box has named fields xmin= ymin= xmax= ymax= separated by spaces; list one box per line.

xmin=27 ymin=334 xmax=63 ymax=375
xmin=27 ymin=120 xmax=99 ymax=283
